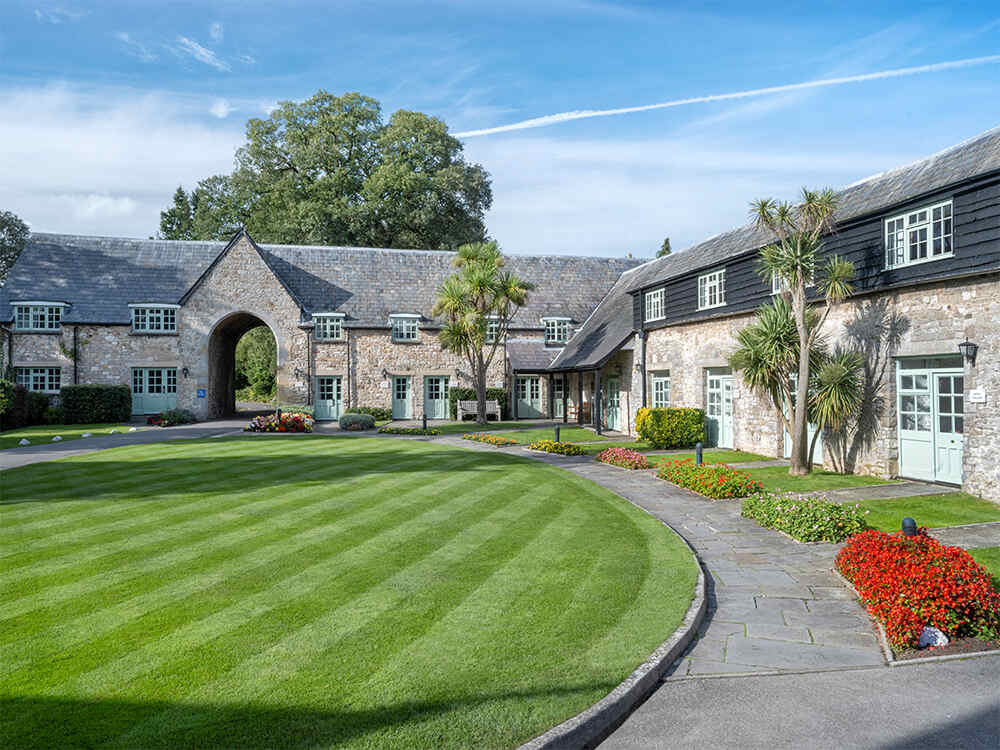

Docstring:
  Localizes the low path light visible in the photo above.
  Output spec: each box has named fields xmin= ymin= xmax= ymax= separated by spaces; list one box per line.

xmin=902 ymin=517 xmax=918 ymax=537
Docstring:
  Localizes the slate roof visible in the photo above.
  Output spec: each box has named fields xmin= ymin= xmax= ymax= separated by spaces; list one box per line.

xmin=0 ymin=232 xmax=641 ymax=327
xmin=506 ymin=339 xmax=560 ymax=372
xmin=625 ymin=125 xmax=1000 ymax=293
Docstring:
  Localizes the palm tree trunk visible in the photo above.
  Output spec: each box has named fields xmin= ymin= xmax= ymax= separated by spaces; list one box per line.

xmin=475 ymin=353 xmax=488 ymax=426
xmin=790 ymin=279 xmax=812 ymax=476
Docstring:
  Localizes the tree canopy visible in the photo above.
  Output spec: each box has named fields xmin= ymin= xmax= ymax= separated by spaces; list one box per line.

xmin=158 ymin=91 xmax=492 ymax=249
xmin=658 ymin=237 xmax=671 ymax=257
xmin=0 ymin=210 xmax=29 ymax=282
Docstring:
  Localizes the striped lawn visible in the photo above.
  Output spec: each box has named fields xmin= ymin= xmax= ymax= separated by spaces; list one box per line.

xmin=0 ymin=435 xmax=696 ymax=749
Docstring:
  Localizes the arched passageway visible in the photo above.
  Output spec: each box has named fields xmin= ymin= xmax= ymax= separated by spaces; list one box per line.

xmin=207 ymin=312 xmax=277 ymax=418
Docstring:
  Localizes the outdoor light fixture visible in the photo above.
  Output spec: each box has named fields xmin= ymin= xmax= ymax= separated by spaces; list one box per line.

xmin=958 ymin=338 xmax=978 ymax=366
xmin=181 ymin=367 xmax=189 ymax=378
xmin=902 ymin=517 xmax=917 ymax=537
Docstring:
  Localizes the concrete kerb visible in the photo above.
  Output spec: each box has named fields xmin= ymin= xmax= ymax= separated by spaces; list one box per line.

xmin=517 ymin=520 xmax=708 ymax=750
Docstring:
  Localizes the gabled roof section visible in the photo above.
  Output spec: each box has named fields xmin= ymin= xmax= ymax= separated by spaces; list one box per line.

xmin=507 ymin=339 xmax=560 ymax=372
xmin=625 ymin=125 xmax=1000 ymax=294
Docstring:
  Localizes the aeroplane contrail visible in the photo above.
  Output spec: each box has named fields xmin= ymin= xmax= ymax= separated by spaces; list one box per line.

xmin=454 ymin=54 xmax=1000 ymax=138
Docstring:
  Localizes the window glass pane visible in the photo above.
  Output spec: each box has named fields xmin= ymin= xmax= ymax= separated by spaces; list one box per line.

xmin=939 ymin=416 xmax=952 ymax=433
xmin=938 ymin=396 xmax=950 ymax=413
xmin=900 ymin=375 xmax=913 ymax=390
xmin=913 ymin=374 xmax=928 ymax=390
xmin=953 ymin=396 xmax=963 ymax=414
xmin=901 ymin=413 xmax=915 ymax=430
xmin=954 ymin=376 xmax=964 ymax=392
xmin=916 ymin=414 xmax=931 ymax=431
xmin=901 ymin=395 xmax=914 ymax=412
xmin=937 ymin=377 xmax=951 ymax=394
xmin=954 ymin=416 xmax=963 ymax=434
xmin=915 ymin=394 xmax=930 ymax=412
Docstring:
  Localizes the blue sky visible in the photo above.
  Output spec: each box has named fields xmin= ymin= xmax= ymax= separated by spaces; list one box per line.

xmin=1 ymin=1 xmax=998 ymax=257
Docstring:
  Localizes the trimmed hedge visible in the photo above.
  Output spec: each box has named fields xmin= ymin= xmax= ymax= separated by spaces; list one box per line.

xmin=339 ymin=413 xmax=376 ymax=431
xmin=346 ymin=406 xmax=392 ymax=421
xmin=60 ymin=385 xmax=132 ymax=424
xmin=449 ymin=387 xmax=508 ymax=420
xmin=1 ymin=385 xmax=50 ymax=430
xmin=742 ymin=493 xmax=869 ymax=543
xmin=635 ymin=407 xmax=705 ymax=449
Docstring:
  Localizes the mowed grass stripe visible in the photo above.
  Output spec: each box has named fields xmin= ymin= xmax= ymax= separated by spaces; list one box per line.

xmin=108 ymin=481 xmax=562 ymax=747
xmin=9 ymin=467 xmax=527 ymax=711
xmin=0 ymin=460 xmax=486 ymax=671
xmin=0 ymin=445 xmax=452 ymax=587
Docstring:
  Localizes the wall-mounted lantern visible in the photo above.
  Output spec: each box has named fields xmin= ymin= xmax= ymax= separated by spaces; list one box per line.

xmin=181 ymin=367 xmax=189 ymax=378
xmin=958 ymin=338 xmax=978 ymax=366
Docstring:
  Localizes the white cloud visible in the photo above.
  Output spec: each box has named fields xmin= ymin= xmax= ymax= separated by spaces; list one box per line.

xmin=174 ymin=36 xmax=231 ymax=72
xmin=209 ymin=99 xmax=233 ymax=119
xmin=209 ymin=22 xmax=224 ymax=42
xmin=238 ymin=54 xmax=257 ymax=65
xmin=33 ymin=6 xmax=86 ymax=24
xmin=115 ymin=32 xmax=157 ymax=63
xmin=0 ymin=85 xmax=241 ymax=237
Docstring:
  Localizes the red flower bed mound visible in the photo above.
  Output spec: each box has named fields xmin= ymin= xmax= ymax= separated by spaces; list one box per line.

xmin=656 ymin=458 xmax=762 ymax=499
xmin=836 ymin=529 xmax=1000 ymax=649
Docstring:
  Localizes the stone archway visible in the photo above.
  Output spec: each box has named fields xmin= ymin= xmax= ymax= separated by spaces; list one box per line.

xmin=207 ymin=311 xmax=280 ymax=418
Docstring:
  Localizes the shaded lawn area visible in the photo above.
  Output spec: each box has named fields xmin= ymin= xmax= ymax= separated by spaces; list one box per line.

xmin=433 ymin=420 xmax=551 ymax=435
xmin=649 ymin=450 xmax=775 ymax=466
xmin=0 ymin=423 xmax=140 ymax=450
xmin=969 ymin=547 xmax=1000 ymax=587
xmin=742 ymin=466 xmax=896 ymax=493
xmin=486 ymin=426 xmax=609 ymax=444
xmin=854 ymin=493 xmax=1000 ymax=533
xmin=0 ymin=435 xmax=696 ymax=750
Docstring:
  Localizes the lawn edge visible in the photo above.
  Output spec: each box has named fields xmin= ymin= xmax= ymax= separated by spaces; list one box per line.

xmin=517 ymin=520 xmax=707 ymax=750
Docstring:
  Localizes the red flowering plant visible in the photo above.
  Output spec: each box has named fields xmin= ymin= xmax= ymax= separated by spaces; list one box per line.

xmin=244 ymin=412 xmax=315 ymax=433
xmin=836 ymin=529 xmax=1000 ymax=649
xmin=655 ymin=458 xmax=763 ymax=499
xmin=596 ymin=447 xmax=651 ymax=470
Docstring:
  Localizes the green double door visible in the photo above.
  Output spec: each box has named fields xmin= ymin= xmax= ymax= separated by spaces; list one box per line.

xmin=423 ymin=376 xmax=450 ymax=419
xmin=897 ymin=360 xmax=964 ymax=484
xmin=131 ymin=367 xmax=177 ymax=415
xmin=314 ymin=376 xmax=343 ymax=421
xmin=516 ymin=376 xmax=542 ymax=419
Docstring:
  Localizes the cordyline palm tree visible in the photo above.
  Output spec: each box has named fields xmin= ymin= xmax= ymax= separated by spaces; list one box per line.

xmin=746 ymin=187 xmax=855 ymax=475
xmin=434 ymin=241 xmax=533 ymax=425
xmin=808 ymin=349 xmax=864 ymax=466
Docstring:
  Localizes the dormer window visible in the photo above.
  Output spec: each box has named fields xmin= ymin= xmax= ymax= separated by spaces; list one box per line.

xmin=697 ymin=269 xmax=726 ymax=310
xmin=314 ymin=313 xmax=345 ymax=341
xmin=130 ymin=304 xmax=178 ymax=333
xmin=390 ymin=314 xmax=420 ymax=342
xmin=543 ymin=317 xmax=570 ymax=346
xmin=13 ymin=302 xmax=66 ymax=332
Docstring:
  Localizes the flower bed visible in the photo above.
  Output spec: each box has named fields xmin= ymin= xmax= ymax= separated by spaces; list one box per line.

xmin=463 ymin=432 xmax=518 ymax=446
xmin=742 ymin=493 xmax=870 ymax=543
xmin=595 ymin=447 xmax=650 ymax=470
xmin=377 ymin=426 xmax=441 ymax=436
xmin=528 ymin=440 xmax=585 ymax=456
xmin=655 ymin=458 xmax=762 ymax=499
xmin=836 ymin=529 xmax=1000 ymax=649
xmin=244 ymin=412 xmax=314 ymax=433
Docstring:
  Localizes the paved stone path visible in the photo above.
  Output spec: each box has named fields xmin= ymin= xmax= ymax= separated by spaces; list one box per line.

xmin=438 ymin=437 xmax=886 ymax=675
xmin=929 ymin=521 xmax=1000 ymax=550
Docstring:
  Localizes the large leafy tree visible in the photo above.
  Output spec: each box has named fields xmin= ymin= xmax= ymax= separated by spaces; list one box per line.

xmin=744 ymin=188 xmax=856 ymax=475
xmin=235 ymin=326 xmax=276 ymax=400
xmin=0 ymin=210 xmax=29 ymax=282
xmin=158 ymin=91 xmax=492 ymax=249
xmin=433 ymin=242 xmax=533 ymax=425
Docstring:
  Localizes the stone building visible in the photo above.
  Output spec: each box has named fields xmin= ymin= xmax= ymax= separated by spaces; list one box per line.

xmin=3 ymin=126 xmax=998 ymax=500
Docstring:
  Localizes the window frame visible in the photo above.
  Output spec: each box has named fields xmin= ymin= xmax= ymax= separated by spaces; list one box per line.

xmin=12 ymin=302 xmax=66 ymax=332
xmin=697 ymin=269 xmax=727 ymax=310
xmin=543 ymin=317 xmax=570 ymax=346
xmin=485 ymin=316 xmax=500 ymax=344
xmin=650 ymin=371 xmax=671 ymax=408
xmin=884 ymin=199 xmax=953 ymax=270
xmin=644 ymin=288 xmax=665 ymax=323
xmin=313 ymin=313 xmax=345 ymax=342
xmin=390 ymin=314 xmax=420 ymax=342
xmin=771 ymin=269 xmax=816 ymax=295
xmin=14 ymin=366 xmax=62 ymax=393
xmin=129 ymin=304 xmax=179 ymax=334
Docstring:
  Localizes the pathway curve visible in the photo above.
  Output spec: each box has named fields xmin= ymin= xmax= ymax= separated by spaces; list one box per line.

xmin=929 ymin=521 xmax=1000 ymax=550
xmin=437 ymin=437 xmax=885 ymax=675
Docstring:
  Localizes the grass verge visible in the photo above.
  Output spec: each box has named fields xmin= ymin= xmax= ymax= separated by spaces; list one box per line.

xmin=969 ymin=547 xmax=1000 ymax=587
xmin=742 ymin=466 xmax=896 ymax=493
xmin=855 ymin=492 xmax=1000 ymax=533
xmin=0 ymin=423 xmax=139 ymax=450
xmin=648 ymin=450 xmax=774 ymax=466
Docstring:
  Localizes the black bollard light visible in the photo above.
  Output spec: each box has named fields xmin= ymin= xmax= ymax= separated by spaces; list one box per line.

xmin=422 ymin=413 xmax=427 ymax=431
xmin=554 ymin=425 xmax=561 ymax=443
xmin=695 ymin=442 xmax=703 ymax=466
xmin=902 ymin=517 xmax=917 ymax=537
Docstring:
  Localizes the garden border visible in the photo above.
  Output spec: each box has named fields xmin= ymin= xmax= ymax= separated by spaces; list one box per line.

xmin=517 ymin=522 xmax=707 ymax=750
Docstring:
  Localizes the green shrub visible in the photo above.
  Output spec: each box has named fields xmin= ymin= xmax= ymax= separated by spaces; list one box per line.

xmin=346 ymin=406 xmax=392 ymax=421
xmin=635 ymin=407 xmax=705 ymax=449
xmin=339 ymin=413 xmax=376 ymax=431
xmin=448 ymin=387 xmax=508 ymax=420
xmin=160 ymin=408 xmax=197 ymax=426
xmin=656 ymin=458 xmax=762 ymax=499
xmin=742 ymin=493 xmax=870 ymax=543
xmin=60 ymin=385 xmax=132 ymax=424
xmin=43 ymin=406 xmax=65 ymax=425
xmin=0 ymin=379 xmax=14 ymax=416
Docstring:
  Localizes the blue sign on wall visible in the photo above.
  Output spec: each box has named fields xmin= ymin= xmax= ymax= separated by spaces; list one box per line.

xmin=197 ymin=389 xmax=206 ymax=398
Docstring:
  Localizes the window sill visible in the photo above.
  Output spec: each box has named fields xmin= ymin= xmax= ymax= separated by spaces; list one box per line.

xmin=314 ymin=338 xmax=346 ymax=343
xmin=13 ymin=329 xmax=62 ymax=335
xmin=130 ymin=331 xmax=179 ymax=337
xmin=392 ymin=339 xmax=421 ymax=344
xmin=884 ymin=251 xmax=954 ymax=272
xmin=697 ymin=303 xmax=728 ymax=311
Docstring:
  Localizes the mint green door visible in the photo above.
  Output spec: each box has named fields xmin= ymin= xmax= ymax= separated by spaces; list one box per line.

xmin=392 ymin=376 xmax=411 ymax=420
xmin=605 ymin=377 xmax=621 ymax=431
xmin=515 ymin=376 xmax=542 ymax=418
xmin=706 ymin=371 xmax=733 ymax=449
xmin=131 ymin=368 xmax=177 ymax=415
xmin=552 ymin=377 xmax=565 ymax=419
xmin=424 ymin=376 xmax=449 ymax=419
xmin=315 ymin=376 xmax=342 ymax=421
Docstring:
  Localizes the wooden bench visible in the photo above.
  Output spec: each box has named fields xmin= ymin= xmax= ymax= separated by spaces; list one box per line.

xmin=457 ymin=399 xmax=501 ymax=421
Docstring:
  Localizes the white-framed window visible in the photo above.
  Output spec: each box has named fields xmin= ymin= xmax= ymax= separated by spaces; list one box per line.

xmin=14 ymin=367 xmax=62 ymax=393
xmin=771 ymin=269 xmax=816 ymax=295
xmin=314 ymin=313 xmax=345 ymax=341
xmin=698 ymin=269 xmax=726 ymax=310
xmin=645 ymin=288 xmax=665 ymax=322
xmin=485 ymin=316 xmax=500 ymax=344
xmin=130 ymin=305 xmax=178 ymax=333
xmin=651 ymin=371 xmax=670 ymax=408
xmin=885 ymin=200 xmax=953 ymax=269
xmin=543 ymin=317 xmax=570 ymax=345
xmin=13 ymin=303 xmax=65 ymax=332
xmin=390 ymin=314 xmax=420 ymax=342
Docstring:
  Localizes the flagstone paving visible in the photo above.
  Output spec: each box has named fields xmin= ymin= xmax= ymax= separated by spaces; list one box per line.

xmin=928 ymin=521 xmax=1000 ymax=550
